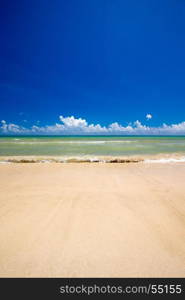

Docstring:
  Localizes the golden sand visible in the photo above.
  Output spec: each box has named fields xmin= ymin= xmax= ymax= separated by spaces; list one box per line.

xmin=0 ymin=163 xmax=185 ymax=277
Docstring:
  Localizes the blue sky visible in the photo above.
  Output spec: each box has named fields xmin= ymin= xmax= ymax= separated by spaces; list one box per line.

xmin=1 ymin=0 xmax=185 ymax=134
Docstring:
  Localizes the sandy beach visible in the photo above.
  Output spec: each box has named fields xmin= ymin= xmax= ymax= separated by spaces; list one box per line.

xmin=0 ymin=162 xmax=185 ymax=277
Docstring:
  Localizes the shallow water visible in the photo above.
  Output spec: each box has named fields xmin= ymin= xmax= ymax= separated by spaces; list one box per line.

xmin=0 ymin=136 xmax=185 ymax=157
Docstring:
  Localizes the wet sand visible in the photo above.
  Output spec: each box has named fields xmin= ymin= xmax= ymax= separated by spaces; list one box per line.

xmin=0 ymin=163 xmax=185 ymax=277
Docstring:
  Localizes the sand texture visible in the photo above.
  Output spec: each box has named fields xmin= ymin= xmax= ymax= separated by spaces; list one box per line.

xmin=0 ymin=163 xmax=185 ymax=277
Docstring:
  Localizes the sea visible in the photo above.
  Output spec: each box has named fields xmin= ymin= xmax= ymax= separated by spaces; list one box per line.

xmin=0 ymin=135 xmax=185 ymax=163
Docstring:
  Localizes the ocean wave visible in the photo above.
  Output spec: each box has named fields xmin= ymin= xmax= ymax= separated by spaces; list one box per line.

xmin=0 ymin=157 xmax=142 ymax=163
xmin=144 ymin=157 xmax=185 ymax=163
xmin=1 ymin=154 xmax=185 ymax=164
xmin=0 ymin=140 xmax=135 ymax=145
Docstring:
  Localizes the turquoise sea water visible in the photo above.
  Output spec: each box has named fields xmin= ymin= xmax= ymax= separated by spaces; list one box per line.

xmin=0 ymin=136 xmax=185 ymax=157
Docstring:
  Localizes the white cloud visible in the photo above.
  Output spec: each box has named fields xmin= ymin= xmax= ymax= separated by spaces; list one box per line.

xmin=146 ymin=113 xmax=152 ymax=120
xmin=1 ymin=116 xmax=185 ymax=135
xmin=59 ymin=115 xmax=87 ymax=128
xmin=0 ymin=120 xmax=29 ymax=134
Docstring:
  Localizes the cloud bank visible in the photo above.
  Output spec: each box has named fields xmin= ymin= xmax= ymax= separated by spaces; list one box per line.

xmin=1 ymin=116 xmax=185 ymax=135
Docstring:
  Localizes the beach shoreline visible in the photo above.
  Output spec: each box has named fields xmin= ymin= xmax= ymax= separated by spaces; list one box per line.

xmin=0 ymin=152 xmax=185 ymax=164
xmin=0 ymin=162 xmax=185 ymax=277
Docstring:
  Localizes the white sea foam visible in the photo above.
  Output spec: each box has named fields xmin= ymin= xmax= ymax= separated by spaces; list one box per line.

xmin=89 ymin=157 xmax=100 ymax=162
xmin=39 ymin=160 xmax=53 ymax=163
xmin=3 ymin=140 xmax=135 ymax=145
xmin=144 ymin=157 xmax=185 ymax=163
